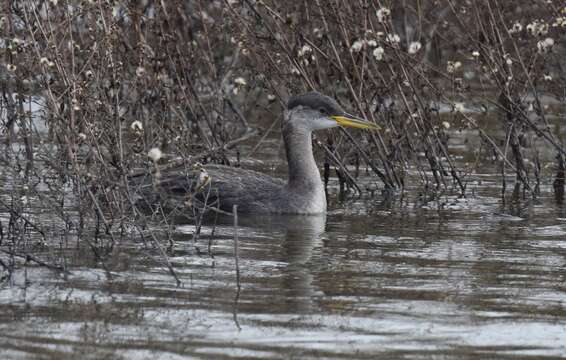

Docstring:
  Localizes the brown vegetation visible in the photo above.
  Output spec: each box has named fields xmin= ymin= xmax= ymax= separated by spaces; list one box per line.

xmin=0 ymin=0 xmax=565 ymax=278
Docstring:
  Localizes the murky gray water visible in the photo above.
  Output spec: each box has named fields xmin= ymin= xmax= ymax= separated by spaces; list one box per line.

xmin=2 ymin=103 xmax=566 ymax=359
xmin=2 ymin=179 xmax=566 ymax=359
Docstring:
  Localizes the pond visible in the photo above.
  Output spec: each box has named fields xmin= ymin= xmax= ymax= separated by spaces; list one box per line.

xmin=1 ymin=105 xmax=566 ymax=359
xmin=2 ymin=174 xmax=566 ymax=359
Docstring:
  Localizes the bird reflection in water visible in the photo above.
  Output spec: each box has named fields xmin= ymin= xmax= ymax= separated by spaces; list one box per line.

xmin=233 ymin=214 xmax=326 ymax=314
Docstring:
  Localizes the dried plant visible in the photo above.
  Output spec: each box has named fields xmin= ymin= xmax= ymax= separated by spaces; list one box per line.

xmin=0 ymin=0 xmax=565 ymax=279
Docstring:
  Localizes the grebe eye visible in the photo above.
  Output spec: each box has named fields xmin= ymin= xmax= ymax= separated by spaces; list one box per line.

xmin=319 ymin=107 xmax=327 ymax=115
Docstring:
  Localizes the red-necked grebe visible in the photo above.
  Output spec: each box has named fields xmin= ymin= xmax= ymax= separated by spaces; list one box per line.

xmin=138 ymin=92 xmax=379 ymax=214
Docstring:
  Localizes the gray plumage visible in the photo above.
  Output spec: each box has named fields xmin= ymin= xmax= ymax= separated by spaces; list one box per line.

xmin=133 ymin=92 xmax=376 ymax=214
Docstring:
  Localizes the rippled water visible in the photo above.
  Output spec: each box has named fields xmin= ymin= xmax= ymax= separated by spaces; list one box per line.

xmin=2 ymin=101 xmax=566 ymax=358
xmin=2 ymin=179 xmax=566 ymax=359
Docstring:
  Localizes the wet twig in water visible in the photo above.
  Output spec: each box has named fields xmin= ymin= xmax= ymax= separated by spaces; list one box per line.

xmin=233 ymin=205 xmax=240 ymax=290
xmin=316 ymin=139 xmax=362 ymax=195
xmin=0 ymin=198 xmax=47 ymax=243
xmin=230 ymin=204 xmax=242 ymax=326
xmin=208 ymin=189 xmax=221 ymax=259
xmin=553 ymin=154 xmax=565 ymax=204
xmin=0 ymin=249 xmax=69 ymax=275
xmin=232 ymin=282 xmax=242 ymax=331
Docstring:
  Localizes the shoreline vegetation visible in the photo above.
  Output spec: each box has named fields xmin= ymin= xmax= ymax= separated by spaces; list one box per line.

xmin=1 ymin=0 xmax=565 ymax=280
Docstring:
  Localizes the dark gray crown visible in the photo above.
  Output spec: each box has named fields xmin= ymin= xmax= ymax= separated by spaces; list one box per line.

xmin=287 ymin=91 xmax=345 ymax=116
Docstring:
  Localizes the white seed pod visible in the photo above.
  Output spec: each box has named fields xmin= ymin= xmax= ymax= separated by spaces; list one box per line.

xmin=148 ymin=147 xmax=163 ymax=162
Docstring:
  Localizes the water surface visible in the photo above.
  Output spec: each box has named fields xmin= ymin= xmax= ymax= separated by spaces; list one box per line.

xmin=2 ymin=180 xmax=566 ymax=359
xmin=2 ymin=102 xmax=566 ymax=359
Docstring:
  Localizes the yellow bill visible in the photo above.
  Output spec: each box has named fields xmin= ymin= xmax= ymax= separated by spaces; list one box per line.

xmin=331 ymin=115 xmax=381 ymax=130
